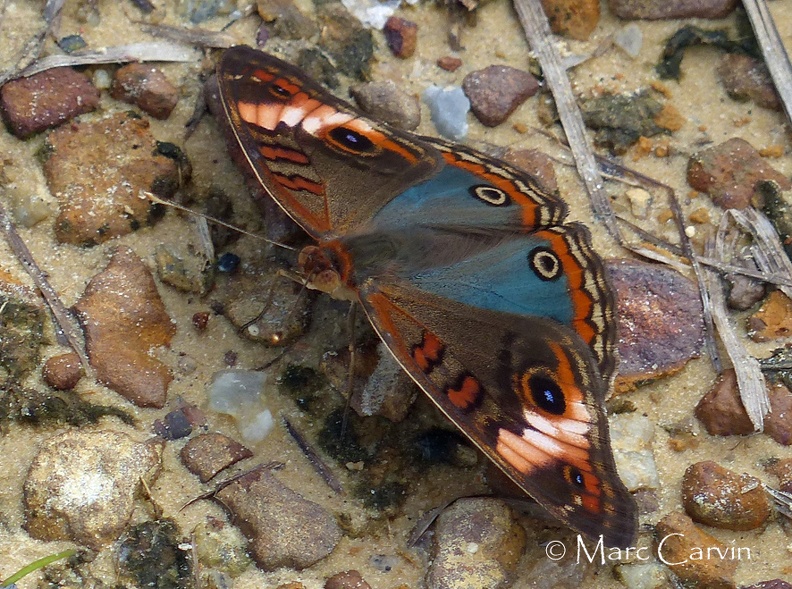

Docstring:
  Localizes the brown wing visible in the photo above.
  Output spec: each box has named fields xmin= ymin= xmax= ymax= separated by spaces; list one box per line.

xmin=217 ymin=46 xmax=442 ymax=240
xmin=360 ymin=279 xmax=637 ymax=548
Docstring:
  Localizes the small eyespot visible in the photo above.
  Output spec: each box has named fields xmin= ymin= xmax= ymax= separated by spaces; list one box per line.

xmin=471 ymin=185 xmax=510 ymax=206
xmin=564 ymin=465 xmax=586 ymax=488
xmin=529 ymin=247 xmax=561 ymax=281
xmin=328 ymin=126 xmax=375 ymax=153
xmin=269 ymin=83 xmax=292 ymax=99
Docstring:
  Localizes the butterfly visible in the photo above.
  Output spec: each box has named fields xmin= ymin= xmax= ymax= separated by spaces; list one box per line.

xmin=216 ymin=45 xmax=637 ymax=548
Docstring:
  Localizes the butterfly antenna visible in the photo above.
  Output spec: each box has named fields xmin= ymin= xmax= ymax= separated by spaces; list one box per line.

xmin=139 ymin=190 xmax=298 ymax=252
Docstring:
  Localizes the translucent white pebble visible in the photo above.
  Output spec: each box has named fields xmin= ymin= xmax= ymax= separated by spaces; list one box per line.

xmin=208 ymin=370 xmax=266 ymax=418
xmin=423 ymin=85 xmax=470 ymax=141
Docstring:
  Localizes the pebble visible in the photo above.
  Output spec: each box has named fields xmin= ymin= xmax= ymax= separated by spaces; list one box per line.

xmin=744 ymin=581 xmax=792 ymax=589
xmin=541 ymin=0 xmax=600 ymax=40
xmin=383 ymin=16 xmax=418 ymax=58
xmin=350 ymin=80 xmax=421 ymax=130
xmin=726 ymin=259 xmax=766 ymax=311
xmin=766 ymin=458 xmax=792 ymax=493
xmin=502 ymin=148 xmax=558 ymax=195
xmin=609 ymin=413 xmax=660 ymax=491
xmin=0 ymin=277 xmax=45 ymax=388
xmin=42 ymin=352 xmax=83 ymax=390
xmin=607 ymin=0 xmax=737 ymax=19
xmin=153 ymin=404 xmax=206 ymax=440
xmin=613 ymin=562 xmax=668 ymax=589
xmin=24 ymin=430 xmax=162 ymax=549
xmin=580 ymin=91 xmax=664 ymax=155
xmin=682 ymin=461 xmax=771 ymax=530
xmin=257 ymin=0 xmax=318 ymax=40
xmin=155 ymin=244 xmax=215 ymax=295
xmin=437 ymin=56 xmax=462 ymax=72
xmin=43 ymin=112 xmax=179 ymax=245
xmin=748 ymin=291 xmax=792 ymax=341
xmin=111 ymin=63 xmax=179 ymax=120
xmin=325 ymin=570 xmax=372 ymax=589
xmin=765 ymin=380 xmax=792 ymax=446
xmin=192 ymin=311 xmax=211 ymax=331
xmin=208 ymin=370 xmax=275 ymax=444
xmin=214 ymin=467 xmax=342 ymax=570
xmin=717 ymin=54 xmax=780 ymax=111
xmin=423 ymin=85 xmax=469 ymax=140
xmin=0 ymin=68 xmax=100 ymax=138
xmin=222 ymin=269 xmax=312 ymax=347
xmin=694 ymin=369 xmax=755 ymax=436
xmin=7 ymin=186 xmax=55 ymax=228
xmin=427 ymin=498 xmax=526 ymax=589
xmin=607 ymin=259 xmax=704 ymax=391
xmin=613 ymin=23 xmax=643 ymax=58
xmin=462 ymin=65 xmax=539 ymax=127
xmin=316 ymin=4 xmax=374 ymax=80
xmin=625 ymin=187 xmax=652 ymax=219
xmin=118 ymin=519 xmax=191 ymax=587
xmin=193 ymin=517 xmax=252 ymax=577
xmin=350 ymin=342 xmax=418 ymax=422
xmin=181 ymin=432 xmax=253 ymax=482
xmin=653 ymin=512 xmax=737 ymax=589
xmin=184 ymin=0 xmax=236 ymax=22
xmin=687 ymin=137 xmax=791 ymax=210
xmin=73 ymin=246 xmax=177 ymax=408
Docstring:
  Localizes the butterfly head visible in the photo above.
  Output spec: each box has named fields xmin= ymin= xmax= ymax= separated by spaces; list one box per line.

xmin=297 ymin=244 xmax=358 ymax=301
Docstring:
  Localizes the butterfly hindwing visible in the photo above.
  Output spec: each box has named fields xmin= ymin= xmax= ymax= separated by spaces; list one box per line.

xmin=361 ymin=280 xmax=636 ymax=548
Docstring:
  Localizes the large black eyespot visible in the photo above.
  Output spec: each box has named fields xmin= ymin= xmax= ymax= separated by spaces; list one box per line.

xmin=529 ymin=246 xmax=561 ymax=281
xmin=470 ymin=185 xmax=510 ymax=206
xmin=328 ymin=127 xmax=375 ymax=153
xmin=529 ymin=374 xmax=566 ymax=415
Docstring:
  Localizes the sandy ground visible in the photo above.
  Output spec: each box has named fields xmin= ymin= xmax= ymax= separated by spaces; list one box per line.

xmin=1 ymin=0 xmax=792 ymax=587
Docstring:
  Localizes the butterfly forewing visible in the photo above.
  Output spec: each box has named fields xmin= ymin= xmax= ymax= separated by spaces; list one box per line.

xmin=217 ymin=46 xmax=441 ymax=240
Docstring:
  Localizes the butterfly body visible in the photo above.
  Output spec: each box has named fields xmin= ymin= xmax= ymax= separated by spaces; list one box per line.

xmin=218 ymin=46 xmax=637 ymax=548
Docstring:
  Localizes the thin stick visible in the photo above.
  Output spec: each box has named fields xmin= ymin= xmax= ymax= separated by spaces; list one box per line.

xmin=0 ymin=200 xmax=91 ymax=374
xmin=283 ymin=418 xmax=344 ymax=494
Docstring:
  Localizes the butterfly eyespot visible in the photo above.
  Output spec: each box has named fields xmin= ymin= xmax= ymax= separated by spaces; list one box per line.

xmin=528 ymin=247 xmax=561 ymax=281
xmin=563 ymin=465 xmax=586 ymax=488
xmin=327 ymin=126 xmax=376 ymax=154
xmin=471 ymin=185 xmax=510 ymax=206
xmin=269 ymin=82 xmax=294 ymax=100
xmin=524 ymin=373 xmax=566 ymax=415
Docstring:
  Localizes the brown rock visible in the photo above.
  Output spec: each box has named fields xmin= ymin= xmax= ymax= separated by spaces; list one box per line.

xmin=325 ymin=570 xmax=372 ymax=589
xmin=694 ymin=369 xmax=755 ymax=436
xmin=608 ymin=259 xmax=704 ymax=391
xmin=180 ymin=432 xmax=253 ymax=482
xmin=749 ymin=291 xmax=792 ymax=341
xmin=744 ymin=581 xmax=792 ymax=589
xmin=682 ymin=461 xmax=771 ymax=531
xmin=73 ymin=247 xmax=176 ymax=408
xmin=437 ymin=56 xmax=462 ymax=72
xmin=257 ymin=0 xmax=318 ymax=40
xmin=24 ymin=430 xmax=162 ymax=549
xmin=540 ymin=0 xmax=600 ymax=40
xmin=215 ymin=467 xmax=341 ymax=570
xmin=717 ymin=54 xmax=781 ymax=111
xmin=383 ymin=16 xmax=418 ymax=59
xmin=427 ymin=498 xmax=526 ymax=589
xmin=44 ymin=112 xmax=179 ymax=245
xmin=42 ymin=352 xmax=83 ymax=390
xmin=111 ymin=63 xmax=179 ymax=119
xmin=462 ymin=65 xmax=540 ymax=127
xmin=765 ymin=381 xmax=792 ymax=446
xmin=608 ymin=0 xmax=737 ymax=19
xmin=654 ymin=512 xmax=737 ymax=589
xmin=0 ymin=68 xmax=99 ymax=138
xmin=687 ymin=138 xmax=792 ymax=210
xmin=350 ymin=80 xmax=420 ymax=131
xmin=502 ymin=148 xmax=559 ymax=195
